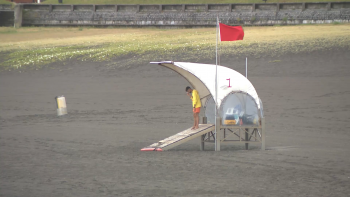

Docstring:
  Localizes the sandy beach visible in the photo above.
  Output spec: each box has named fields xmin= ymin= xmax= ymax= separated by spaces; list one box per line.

xmin=1 ymin=41 xmax=350 ymax=196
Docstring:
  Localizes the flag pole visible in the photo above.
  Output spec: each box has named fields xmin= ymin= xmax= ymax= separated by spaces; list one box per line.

xmin=246 ymin=57 xmax=247 ymax=78
xmin=215 ymin=16 xmax=219 ymax=151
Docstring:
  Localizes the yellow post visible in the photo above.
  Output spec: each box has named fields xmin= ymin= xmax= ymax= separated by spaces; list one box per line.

xmin=56 ymin=96 xmax=67 ymax=116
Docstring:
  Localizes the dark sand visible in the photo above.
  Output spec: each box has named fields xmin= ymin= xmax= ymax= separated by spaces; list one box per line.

xmin=1 ymin=48 xmax=350 ymax=197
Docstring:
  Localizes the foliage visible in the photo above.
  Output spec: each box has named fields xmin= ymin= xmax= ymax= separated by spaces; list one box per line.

xmin=0 ymin=0 xmax=12 ymax=4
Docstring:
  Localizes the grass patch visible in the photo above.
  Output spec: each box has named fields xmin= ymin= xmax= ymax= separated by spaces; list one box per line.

xmin=0 ymin=28 xmax=17 ymax=34
xmin=0 ymin=24 xmax=349 ymax=70
xmin=0 ymin=0 xmax=12 ymax=4
xmin=41 ymin=0 xmax=347 ymax=4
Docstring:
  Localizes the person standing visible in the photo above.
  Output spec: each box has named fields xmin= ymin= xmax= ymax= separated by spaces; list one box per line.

xmin=186 ymin=86 xmax=201 ymax=130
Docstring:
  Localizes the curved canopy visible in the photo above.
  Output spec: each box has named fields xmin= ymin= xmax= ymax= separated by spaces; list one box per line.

xmin=150 ymin=61 xmax=260 ymax=109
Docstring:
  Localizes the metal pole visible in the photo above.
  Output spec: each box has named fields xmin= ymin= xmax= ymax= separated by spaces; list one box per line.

xmin=246 ymin=57 xmax=247 ymax=78
xmin=216 ymin=117 xmax=220 ymax=151
xmin=245 ymin=128 xmax=249 ymax=150
xmin=261 ymin=117 xmax=266 ymax=150
xmin=215 ymin=16 xmax=219 ymax=151
xmin=200 ymin=117 xmax=207 ymax=151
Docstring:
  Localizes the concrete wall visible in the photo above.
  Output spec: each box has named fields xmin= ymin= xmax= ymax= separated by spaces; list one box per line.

xmin=1 ymin=2 xmax=349 ymax=27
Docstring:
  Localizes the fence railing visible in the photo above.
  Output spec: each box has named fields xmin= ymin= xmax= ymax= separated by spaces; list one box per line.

xmin=0 ymin=2 xmax=347 ymax=12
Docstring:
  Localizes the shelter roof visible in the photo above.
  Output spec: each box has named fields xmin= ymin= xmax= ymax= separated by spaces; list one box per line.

xmin=150 ymin=61 xmax=260 ymax=109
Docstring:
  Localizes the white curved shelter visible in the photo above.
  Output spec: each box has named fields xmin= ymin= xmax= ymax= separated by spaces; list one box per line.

xmin=150 ymin=61 xmax=260 ymax=109
xmin=148 ymin=61 xmax=266 ymax=151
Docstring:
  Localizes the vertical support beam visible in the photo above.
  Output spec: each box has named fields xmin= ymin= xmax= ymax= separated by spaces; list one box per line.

xmin=115 ymin=5 xmax=118 ymax=12
xmin=137 ymin=5 xmax=140 ymax=13
xmin=215 ymin=117 xmax=221 ymax=151
xmin=252 ymin=4 xmax=256 ymax=12
xmin=261 ymin=117 xmax=266 ymax=150
xmin=302 ymin=3 xmax=306 ymax=11
xmin=239 ymin=128 xmax=241 ymax=141
xmin=159 ymin=4 xmax=162 ymax=12
xmin=276 ymin=3 xmax=280 ymax=12
xmin=255 ymin=128 xmax=257 ymax=141
xmin=14 ymin=4 xmax=23 ymax=28
xmin=71 ymin=5 xmax=74 ymax=11
xmin=205 ymin=4 xmax=209 ymax=12
xmin=245 ymin=128 xmax=249 ymax=150
xmin=93 ymin=5 xmax=96 ymax=12
xmin=49 ymin=4 xmax=52 ymax=12
xmin=327 ymin=2 xmax=331 ymax=11
xmin=229 ymin=4 xmax=233 ymax=12
xmin=200 ymin=134 xmax=205 ymax=151
xmin=182 ymin=4 xmax=185 ymax=12
xmin=200 ymin=117 xmax=207 ymax=151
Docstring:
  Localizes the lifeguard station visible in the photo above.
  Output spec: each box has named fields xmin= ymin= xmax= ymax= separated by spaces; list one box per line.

xmin=141 ymin=61 xmax=265 ymax=151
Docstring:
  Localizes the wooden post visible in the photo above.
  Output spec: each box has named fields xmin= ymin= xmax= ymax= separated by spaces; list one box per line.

xmin=200 ymin=117 xmax=207 ymax=151
xmin=261 ymin=117 xmax=266 ymax=150
xmin=215 ymin=117 xmax=221 ymax=151
xmin=245 ymin=128 xmax=249 ymax=150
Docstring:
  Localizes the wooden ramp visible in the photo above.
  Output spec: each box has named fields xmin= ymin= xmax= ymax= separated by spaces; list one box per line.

xmin=141 ymin=124 xmax=215 ymax=151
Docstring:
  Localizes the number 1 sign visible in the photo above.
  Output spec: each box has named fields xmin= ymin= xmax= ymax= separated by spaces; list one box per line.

xmin=226 ymin=78 xmax=232 ymax=87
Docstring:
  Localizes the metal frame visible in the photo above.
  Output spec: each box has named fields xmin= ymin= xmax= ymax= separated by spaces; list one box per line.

xmin=203 ymin=92 xmax=264 ymax=151
xmin=200 ymin=117 xmax=265 ymax=151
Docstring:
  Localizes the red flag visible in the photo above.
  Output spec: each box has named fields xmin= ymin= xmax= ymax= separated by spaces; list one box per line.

xmin=219 ymin=23 xmax=244 ymax=41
